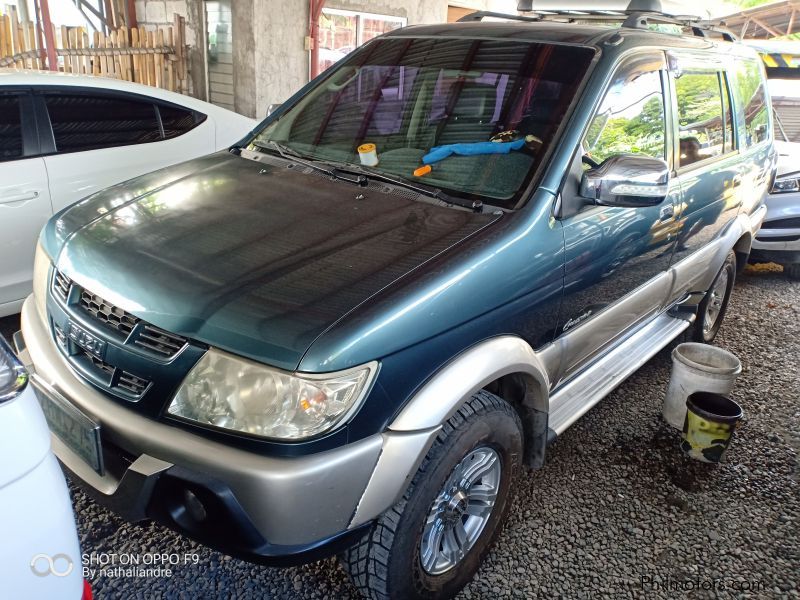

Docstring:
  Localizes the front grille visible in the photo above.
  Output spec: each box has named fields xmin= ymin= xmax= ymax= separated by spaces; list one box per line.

xmin=49 ymin=270 xmax=194 ymax=402
xmin=54 ymin=323 xmax=67 ymax=347
xmin=756 ymin=234 xmax=800 ymax=243
xmin=79 ymin=290 xmax=141 ymax=337
xmin=83 ymin=349 xmax=115 ymax=377
xmin=78 ymin=348 xmax=151 ymax=397
xmin=117 ymin=371 xmax=150 ymax=395
xmin=134 ymin=325 xmax=187 ymax=357
xmin=761 ymin=217 xmax=800 ymax=229
xmin=52 ymin=270 xmax=71 ymax=302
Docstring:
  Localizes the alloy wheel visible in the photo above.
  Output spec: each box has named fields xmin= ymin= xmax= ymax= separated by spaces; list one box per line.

xmin=419 ymin=446 xmax=502 ymax=575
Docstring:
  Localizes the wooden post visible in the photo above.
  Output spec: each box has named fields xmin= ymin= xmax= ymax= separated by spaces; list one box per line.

xmin=156 ymin=29 xmax=165 ymax=88
xmin=173 ymin=13 xmax=184 ymax=91
xmin=92 ymin=31 xmax=105 ymax=75
xmin=9 ymin=6 xmax=21 ymax=69
xmin=39 ymin=0 xmax=58 ymax=70
xmin=0 ymin=15 xmax=8 ymax=62
xmin=167 ymin=26 xmax=175 ymax=91
xmin=125 ymin=0 xmax=137 ymax=29
xmin=147 ymin=30 xmax=155 ymax=86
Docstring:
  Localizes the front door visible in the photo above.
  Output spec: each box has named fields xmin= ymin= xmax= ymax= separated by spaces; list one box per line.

xmin=554 ymin=52 xmax=680 ymax=381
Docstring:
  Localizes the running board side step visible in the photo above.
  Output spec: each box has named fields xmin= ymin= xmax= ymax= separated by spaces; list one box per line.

xmin=548 ymin=313 xmax=693 ymax=435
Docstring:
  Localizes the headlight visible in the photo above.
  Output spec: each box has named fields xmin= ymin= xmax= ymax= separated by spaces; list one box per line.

xmin=32 ymin=242 xmax=51 ymax=321
xmin=167 ymin=349 xmax=377 ymax=440
xmin=772 ymin=175 xmax=800 ymax=194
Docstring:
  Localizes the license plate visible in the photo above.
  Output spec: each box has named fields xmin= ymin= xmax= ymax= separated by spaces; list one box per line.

xmin=67 ymin=321 xmax=106 ymax=359
xmin=32 ymin=378 xmax=104 ymax=475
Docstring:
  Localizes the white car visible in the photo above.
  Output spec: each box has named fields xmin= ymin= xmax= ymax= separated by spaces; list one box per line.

xmin=0 ymin=70 xmax=257 ymax=317
xmin=750 ymin=77 xmax=800 ymax=280
xmin=0 ymin=333 xmax=88 ymax=599
xmin=746 ymin=45 xmax=800 ymax=280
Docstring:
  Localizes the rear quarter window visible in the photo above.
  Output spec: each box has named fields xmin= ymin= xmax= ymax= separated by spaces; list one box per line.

xmin=732 ymin=58 xmax=770 ymax=149
xmin=158 ymin=104 xmax=206 ymax=140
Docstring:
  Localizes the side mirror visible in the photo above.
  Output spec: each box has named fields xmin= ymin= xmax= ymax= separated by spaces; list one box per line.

xmin=580 ymin=154 xmax=669 ymax=207
xmin=266 ymin=103 xmax=283 ymax=117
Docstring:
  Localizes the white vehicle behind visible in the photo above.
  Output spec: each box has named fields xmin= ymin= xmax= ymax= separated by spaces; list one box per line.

xmin=748 ymin=47 xmax=800 ymax=279
xmin=0 ymin=70 xmax=257 ymax=317
xmin=0 ymin=333 xmax=88 ymax=599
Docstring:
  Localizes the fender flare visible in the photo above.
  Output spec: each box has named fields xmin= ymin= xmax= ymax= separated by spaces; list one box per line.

xmin=389 ymin=335 xmax=551 ymax=432
xmin=348 ymin=336 xmax=552 ymax=529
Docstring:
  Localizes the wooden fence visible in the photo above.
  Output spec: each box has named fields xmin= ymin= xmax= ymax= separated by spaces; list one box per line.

xmin=0 ymin=7 xmax=189 ymax=94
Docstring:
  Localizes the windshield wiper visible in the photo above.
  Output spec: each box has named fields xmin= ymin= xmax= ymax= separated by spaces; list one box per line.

xmin=323 ymin=161 xmax=483 ymax=212
xmin=253 ymin=141 xmax=368 ymax=185
xmin=252 ymin=143 xmax=483 ymax=212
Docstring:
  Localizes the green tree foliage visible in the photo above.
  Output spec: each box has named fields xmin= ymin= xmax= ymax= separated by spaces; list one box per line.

xmin=729 ymin=0 xmax=775 ymax=8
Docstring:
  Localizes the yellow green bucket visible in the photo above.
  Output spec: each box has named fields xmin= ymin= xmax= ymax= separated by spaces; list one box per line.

xmin=680 ymin=392 xmax=743 ymax=463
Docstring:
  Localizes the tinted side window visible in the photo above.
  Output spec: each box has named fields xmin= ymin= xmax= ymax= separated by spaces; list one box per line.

xmin=584 ymin=68 xmax=666 ymax=163
xmin=158 ymin=104 xmax=205 ymax=140
xmin=44 ymin=94 xmax=161 ymax=153
xmin=675 ymin=72 xmax=728 ymax=168
xmin=0 ymin=95 xmax=23 ymax=161
xmin=733 ymin=59 xmax=769 ymax=149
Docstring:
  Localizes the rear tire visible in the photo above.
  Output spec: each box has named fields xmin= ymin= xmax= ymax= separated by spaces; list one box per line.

xmin=691 ymin=250 xmax=736 ymax=343
xmin=341 ymin=390 xmax=523 ymax=600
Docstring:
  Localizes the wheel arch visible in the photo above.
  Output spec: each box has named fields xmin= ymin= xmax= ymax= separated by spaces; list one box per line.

xmin=389 ymin=335 xmax=552 ymax=468
xmin=733 ymin=231 xmax=753 ymax=273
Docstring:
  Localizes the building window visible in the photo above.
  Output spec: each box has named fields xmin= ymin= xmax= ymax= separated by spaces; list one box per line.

xmin=317 ymin=8 xmax=406 ymax=73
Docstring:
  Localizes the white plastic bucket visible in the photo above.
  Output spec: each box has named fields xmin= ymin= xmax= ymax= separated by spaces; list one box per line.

xmin=663 ymin=343 xmax=742 ymax=429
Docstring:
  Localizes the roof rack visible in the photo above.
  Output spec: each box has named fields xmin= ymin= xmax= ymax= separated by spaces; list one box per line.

xmin=457 ymin=1 xmax=738 ymax=42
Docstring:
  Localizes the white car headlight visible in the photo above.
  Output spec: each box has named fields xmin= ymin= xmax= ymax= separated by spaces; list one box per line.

xmin=167 ymin=348 xmax=377 ymax=440
xmin=772 ymin=175 xmax=800 ymax=194
xmin=32 ymin=242 xmax=51 ymax=321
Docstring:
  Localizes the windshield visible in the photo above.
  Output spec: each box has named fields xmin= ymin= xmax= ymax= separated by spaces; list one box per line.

xmin=250 ymin=37 xmax=595 ymax=208
xmin=767 ymin=77 xmax=800 ymax=143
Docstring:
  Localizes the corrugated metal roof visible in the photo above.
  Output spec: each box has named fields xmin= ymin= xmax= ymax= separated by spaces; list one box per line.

xmin=718 ymin=1 xmax=800 ymax=39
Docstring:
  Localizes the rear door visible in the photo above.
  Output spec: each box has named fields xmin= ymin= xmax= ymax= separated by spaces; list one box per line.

xmin=34 ymin=88 xmax=213 ymax=213
xmin=667 ymin=53 xmax=743 ymax=299
xmin=0 ymin=92 xmax=52 ymax=314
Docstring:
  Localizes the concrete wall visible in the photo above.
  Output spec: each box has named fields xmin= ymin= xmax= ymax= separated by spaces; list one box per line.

xmin=137 ymin=0 xmax=516 ymax=118
xmin=244 ymin=0 xmax=516 ymax=118
xmin=134 ymin=0 xmax=206 ymax=99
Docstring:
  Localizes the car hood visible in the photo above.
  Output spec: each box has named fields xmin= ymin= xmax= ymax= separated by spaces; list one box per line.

xmin=775 ymin=140 xmax=800 ymax=177
xmin=47 ymin=152 xmax=499 ymax=371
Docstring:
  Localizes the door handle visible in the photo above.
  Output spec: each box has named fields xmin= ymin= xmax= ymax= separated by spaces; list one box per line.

xmin=0 ymin=190 xmax=39 ymax=205
xmin=658 ymin=205 xmax=675 ymax=221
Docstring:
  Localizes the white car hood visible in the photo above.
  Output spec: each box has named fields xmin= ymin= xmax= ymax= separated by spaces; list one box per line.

xmin=775 ymin=140 xmax=800 ymax=177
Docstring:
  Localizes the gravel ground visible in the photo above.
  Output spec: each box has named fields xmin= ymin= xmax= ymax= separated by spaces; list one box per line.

xmin=4 ymin=265 xmax=798 ymax=598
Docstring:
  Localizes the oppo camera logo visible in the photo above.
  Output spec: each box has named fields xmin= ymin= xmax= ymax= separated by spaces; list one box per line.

xmin=30 ymin=553 xmax=74 ymax=577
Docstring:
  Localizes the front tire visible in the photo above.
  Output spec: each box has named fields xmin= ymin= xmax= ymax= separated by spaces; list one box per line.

xmin=691 ymin=250 xmax=736 ymax=343
xmin=341 ymin=390 xmax=523 ymax=600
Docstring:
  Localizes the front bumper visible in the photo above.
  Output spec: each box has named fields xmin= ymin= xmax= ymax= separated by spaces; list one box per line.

xmin=17 ymin=296 xmax=436 ymax=565
xmin=751 ymin=191 xmax=800 ymax=263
